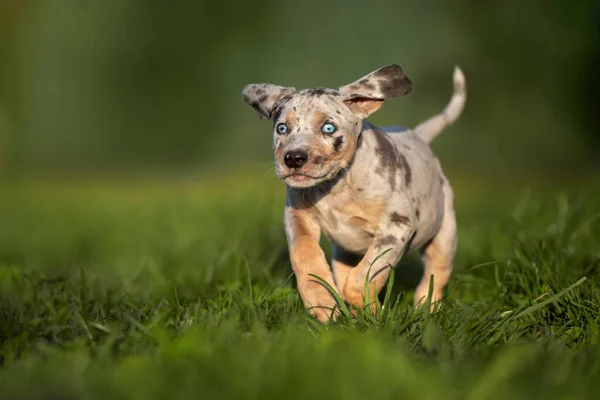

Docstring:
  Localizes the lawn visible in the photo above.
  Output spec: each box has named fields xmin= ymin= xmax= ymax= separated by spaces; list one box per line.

xmin=1 ymin=173 xmax=600 ymax=399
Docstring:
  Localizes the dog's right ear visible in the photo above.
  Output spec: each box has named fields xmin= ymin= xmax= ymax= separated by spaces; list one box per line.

xmin=242 ymin=84 xmax=296 ymax=120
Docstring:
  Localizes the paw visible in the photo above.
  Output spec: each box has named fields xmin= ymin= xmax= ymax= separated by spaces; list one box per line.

xmin=342 ymin=282 xmax=364 ymax=309
xmin=342 ymin=270 xmax=377 ymax=315
xmin=307 ymin=304 xmax=340 ymax=324
xmin=413 ymin=285 xmax=444 ymax=312
xmin=298 ymin=278 xmax=342 ymax=324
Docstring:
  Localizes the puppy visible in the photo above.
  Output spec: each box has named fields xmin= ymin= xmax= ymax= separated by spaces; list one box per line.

xmin=242 ymin=64 xmax=466 ymax=322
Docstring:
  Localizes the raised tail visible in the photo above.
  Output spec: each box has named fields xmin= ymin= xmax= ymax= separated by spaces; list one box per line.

xmin=414 ymin=66 xmax=466 ymax=143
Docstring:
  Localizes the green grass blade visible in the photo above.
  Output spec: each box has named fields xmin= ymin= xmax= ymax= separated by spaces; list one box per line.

xmin=308 ymin=273 xmax=353 ymax=323
xmin=513 ymin=277 xmax=587 ymax=320
xmin=381 ymin=267 xmax=395 ymax=321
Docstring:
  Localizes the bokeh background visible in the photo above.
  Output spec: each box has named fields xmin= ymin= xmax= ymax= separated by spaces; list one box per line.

xmin=1 ymin=4 xmax=600 ymax=397
xmin=1 ymin=0 xmax=599 ymax=183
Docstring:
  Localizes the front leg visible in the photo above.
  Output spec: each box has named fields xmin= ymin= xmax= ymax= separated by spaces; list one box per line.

xmin=342 ymin=206 xmax=415 ymax=313
xmin=285 ymin=207 xmax=341 ymax=323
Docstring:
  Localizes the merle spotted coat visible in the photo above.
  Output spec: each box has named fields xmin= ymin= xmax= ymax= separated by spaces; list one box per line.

xmin=243 ymin=64 xmax=467 ymax=322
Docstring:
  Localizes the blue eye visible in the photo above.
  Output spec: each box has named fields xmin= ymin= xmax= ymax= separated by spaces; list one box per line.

xmin=276 ymin=123 xmax=288 ymax=134
xmin=321 ymin=123 xmax=336 ymax=134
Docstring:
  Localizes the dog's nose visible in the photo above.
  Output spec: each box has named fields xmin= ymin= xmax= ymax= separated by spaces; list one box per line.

xmin=284 ymin=150 xmax=308 ymax=168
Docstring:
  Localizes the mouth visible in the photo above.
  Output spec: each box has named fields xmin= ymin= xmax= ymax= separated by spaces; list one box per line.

xmin=282 ymin=167 xmax=335 ymax=187
xmin=284 ymin=173 xmax=324 ymax=183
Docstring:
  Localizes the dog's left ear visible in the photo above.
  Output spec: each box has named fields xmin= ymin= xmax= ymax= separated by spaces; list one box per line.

xmin=339 ymin=65 xmax=412 ymax=118
xmin=242 ymin=84 xmax=297 ymax=120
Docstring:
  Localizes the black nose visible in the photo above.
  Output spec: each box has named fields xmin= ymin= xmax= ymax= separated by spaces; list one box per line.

xmin=284 ymin=150 xmax=308 ymax=168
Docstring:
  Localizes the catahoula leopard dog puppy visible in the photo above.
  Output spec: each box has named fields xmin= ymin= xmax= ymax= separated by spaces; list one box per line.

xmin=242 ymin=64 xmax=466 ymax=322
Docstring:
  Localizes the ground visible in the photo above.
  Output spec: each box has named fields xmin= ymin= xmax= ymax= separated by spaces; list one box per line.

xmin=0 ymin=172 xmax=600 ymax=399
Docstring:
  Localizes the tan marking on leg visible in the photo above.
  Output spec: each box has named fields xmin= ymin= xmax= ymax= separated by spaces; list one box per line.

xmin=414 ymin=182 xmax=456 ymax=310
xmin=341 ymin=201 xmax=415 ymax=316
xmin=285 ymin=206 xmax=341 ymax=323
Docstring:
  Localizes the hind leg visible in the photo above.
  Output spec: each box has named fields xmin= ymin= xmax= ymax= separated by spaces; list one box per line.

xmin=414 ymin=179 xmax=457 ymax=309
xmin=331 ymin=245 xmax=362 ymax=289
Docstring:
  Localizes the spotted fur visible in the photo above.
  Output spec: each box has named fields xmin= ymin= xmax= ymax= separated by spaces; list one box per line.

xmin=242 ymin=64 xmax=467 ymax=322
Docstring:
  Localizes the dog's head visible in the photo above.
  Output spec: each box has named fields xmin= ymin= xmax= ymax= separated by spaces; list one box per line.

xmin=243 ymin=65 xmax=412 ymax=189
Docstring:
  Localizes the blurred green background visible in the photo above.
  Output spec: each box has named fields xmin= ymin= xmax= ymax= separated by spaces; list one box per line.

xmin=1 ymin=3 xmax=600 ymax=398
xmin=1 ymin=0 xmax=598 ymax=182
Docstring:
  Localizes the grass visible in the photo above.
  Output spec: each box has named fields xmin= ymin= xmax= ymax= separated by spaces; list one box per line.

xmin=1 ymin=173 xmax=600 ymax=399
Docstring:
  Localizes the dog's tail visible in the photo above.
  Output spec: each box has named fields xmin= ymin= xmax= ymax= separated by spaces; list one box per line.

xmin=414 ymin=66 xmax=466 ymax=143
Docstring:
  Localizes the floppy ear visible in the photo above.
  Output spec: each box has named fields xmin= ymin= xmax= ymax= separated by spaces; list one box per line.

xmin=338 ymin=64 xmax=412 ymax=118
xmin=242 ymin=84 xmax=296 ymax=120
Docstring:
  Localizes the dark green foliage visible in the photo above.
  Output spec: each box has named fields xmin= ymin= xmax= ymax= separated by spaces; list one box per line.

xmin=1 ymin=1 xmax=598 ymax=175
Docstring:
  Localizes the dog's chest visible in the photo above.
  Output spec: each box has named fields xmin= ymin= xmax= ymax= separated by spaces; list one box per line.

xmin=314 ymin=193 xmax=385 ymax=254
